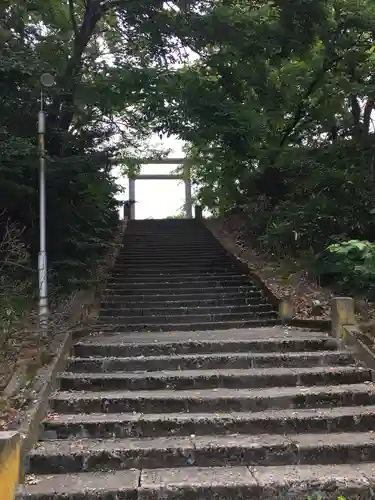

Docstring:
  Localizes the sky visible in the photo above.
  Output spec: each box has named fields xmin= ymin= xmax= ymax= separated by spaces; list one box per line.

xmin=114 ymin=135 xmax=190 ymax=220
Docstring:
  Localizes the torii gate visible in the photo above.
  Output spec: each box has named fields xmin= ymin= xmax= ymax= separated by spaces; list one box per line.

xmin=127 ymin=158 xmax=192 ymax=220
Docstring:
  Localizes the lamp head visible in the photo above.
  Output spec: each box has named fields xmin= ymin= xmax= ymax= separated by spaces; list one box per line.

xmin=40 ymin=73 xmax=55 ymax=88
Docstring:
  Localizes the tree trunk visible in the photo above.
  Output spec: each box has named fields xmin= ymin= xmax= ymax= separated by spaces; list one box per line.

xmin=47 ymin=0 xmax=103 ymax=154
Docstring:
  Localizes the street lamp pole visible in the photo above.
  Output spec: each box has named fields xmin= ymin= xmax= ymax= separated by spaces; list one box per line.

xmin=37 ymin=73 xmax=54 ymax=332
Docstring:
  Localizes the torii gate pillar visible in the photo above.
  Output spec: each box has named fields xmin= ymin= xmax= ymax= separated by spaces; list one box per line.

xmin=184 ymin=163 xmax=192 ymax=219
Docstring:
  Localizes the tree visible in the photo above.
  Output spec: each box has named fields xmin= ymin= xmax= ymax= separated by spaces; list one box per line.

xmin=141 ymin=0 xmax=375 ymax=256
xmin=0 ymin=0 xmax=199 ymax=290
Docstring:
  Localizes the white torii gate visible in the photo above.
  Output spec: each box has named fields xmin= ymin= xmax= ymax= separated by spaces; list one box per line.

xmin=128 ymin=158 xmax=192 ymax=219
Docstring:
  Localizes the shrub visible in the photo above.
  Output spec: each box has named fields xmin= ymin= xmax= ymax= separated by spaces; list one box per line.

xmin=315 ymin=240 xmax=375 ymax=295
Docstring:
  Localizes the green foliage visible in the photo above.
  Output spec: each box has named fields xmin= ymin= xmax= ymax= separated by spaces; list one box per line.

xmin=0 ymin=0 xmax=195 ymax=296
xmin=315 ymin=240 xmax=375 ymax=295
xmin=4 ymin=0 xmax=375 ymax=302
xmin=138 ymin=0 xmax=375 ymax=297
xmin=307 ymin=496 xmax=347 ymax=500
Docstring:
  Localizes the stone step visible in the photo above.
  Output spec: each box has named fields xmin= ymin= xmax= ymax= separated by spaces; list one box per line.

xmin=118 ymin=244 xmax=226 ymax=251
xmin=124 ymin=224 xmax=204 ymax=228
xmin=97 ymin=310 xmax=277 ymax=326
xmin=120 ymin=250 xmax=226 ymax=257
xmin=28 ymin=430 xmax=375 ymax=475
xmin=103 ymin=285 xmax=261 ymax=296
xmin=96 ymin=316 xmax=274 ymax=330
xmin=33 ymin=428 xmax=375 ymax=478
xmin=117 ymin=246 xmax=228 ymax=253
xmin=116 ymin=256 xmax=232 ymax=265
xmin=122 ymin=232 xmax=212 ymax=237
xmin=111 ymin=265 xmax=239 ymax=274
xmin=108 ymin=273 xmax=249 ymax=283
xmin=117 ymin=251 xmax=232 ymax=259
xmin=66 ymin=350 xmax=354 ymax=373
xmin=120 ymin=240 xmax=218 ymax=248
xmin=114 ymin=262 xmax=235 ymax=270
xmin=101 ymin=291 xmax=264 ymax=306
xmin=118 ymin=248 xmax=228 ymax=256
xmin=41 ymin=405 xmax=375 ymax=440
xmin=99 ymin=304 xmax=274 ymax=318
xmin=100 ymin=295 xmax=265 ymax=309
xmin=124 ymin=226 xmax=208 ymax=231
xmin=74 ymin=335 xmax=339 ymax=358
xmin=58 ymin=366 xmax=368 ymax=392
xmin=49 ymin=383 xmax=375 ymax=414
xmin=110 ymin=269 xmax=245 ymax=277
xmin=93 ymin=317 xmax=280 ymax=332
xmin=105 ymin=279 xmax=254 ymax=290
xmin=119 ymin=244 xmax=220 ymax=252
xmin=17 ymin=463 xmax=375 ymax=499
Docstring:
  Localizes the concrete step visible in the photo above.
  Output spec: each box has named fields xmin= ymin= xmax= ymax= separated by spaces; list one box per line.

xmin=114 ymin=261 xmax=235 ymax=270
xmin=73 ymin=334 xmax=339 ymax=358
xmin=17 ymin=463 xmax=375 ymax=500
xmin=118 ymin=254 xmax=231 ymax=268
xmin=103 ymin=285 xmax=261 ymax=296
xmin=117 ymin=251 xmax=232 ymax=259
xmin=101 ymin=291 xmax=264 ymax=306
xmin=19 ymin=461 xmax=375 ymax=499
xmin=93 ymin=317 xmax=280 ymax=332
xmin=99 ymin=304 xmax=274 ymax=318
xmin=110 ymin=265 xmax=239 ymax=275
xmin=119 ymin=247 xmax=227 ymax=254
xmin=122 ymin=232 xmax=212 ymax=237
xmin=58 ymin=366 xmax=369 ymax=392
xmin=28 ymin=431 xmax=375 ymax=475
xmin=105 ymin=279 xmax=254 ymax=290
xmin=49 ymin=383 xmax=375 ymax=414
xmin=66 ymin=350 xmax=354 ymax=373
xmin=118 ymin=246 xmax=228 ymax=254
xmin=98 ymin=310 xmax=277 ymax=326
xmin=120 ymin=250 xmax=227 ymax=257
xmin=101 ymin=295 xmax=266 ymax=309
xmin=119 ymin=244 xmax=221 ymax=252
xmin=120 ymin=240 xmax=218 ymax=248
xmin=41 ymin=405 xmax=375 ymax=440
xmin=108 ymin=273 xmax=249 ymax=283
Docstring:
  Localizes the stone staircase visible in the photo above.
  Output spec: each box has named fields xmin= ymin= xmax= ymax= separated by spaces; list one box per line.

xmin=99 ymin=219 xmax=279 ymax=331
xmin=18 ymin=219 xmax=375 ymax=499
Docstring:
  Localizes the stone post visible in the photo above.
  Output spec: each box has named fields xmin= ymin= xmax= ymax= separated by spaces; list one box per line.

xmin=0 ymin=431 xmax=21 ymax=500
xmin=123 ymin=201 xmax=131 ymax=219
xmin=195 ymin=205 xmax=203 ymax=219
xmin=331 ymin=297 xmax=356 ymax=339
xmin=278 ymin=298 xmax=294 ymax=322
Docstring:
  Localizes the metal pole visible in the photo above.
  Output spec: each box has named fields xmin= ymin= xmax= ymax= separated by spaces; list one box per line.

xmin=38 ymin=89 xmax=48 ymax=331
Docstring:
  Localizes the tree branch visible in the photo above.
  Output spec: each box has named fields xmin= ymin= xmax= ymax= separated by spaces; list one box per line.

xmin=277 ymin=29 xmax=369 ymax=153
xmin=68 ymin=0 xmax=79 ymax=36
xmin=48 ymin=0 xmax=103 ymax=148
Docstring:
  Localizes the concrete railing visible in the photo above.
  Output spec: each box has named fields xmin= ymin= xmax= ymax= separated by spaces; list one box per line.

xmin=279 ymin=295 xmax=375 ymax=371
xmin=0 ymin=431 xmax=21 ymax=500
xmin=331 ymin=297 xmax=375 ymax=371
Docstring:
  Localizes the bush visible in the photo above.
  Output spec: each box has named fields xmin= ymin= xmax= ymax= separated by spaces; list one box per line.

xmin=315 ymin=240 xmax=375 ymax=295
